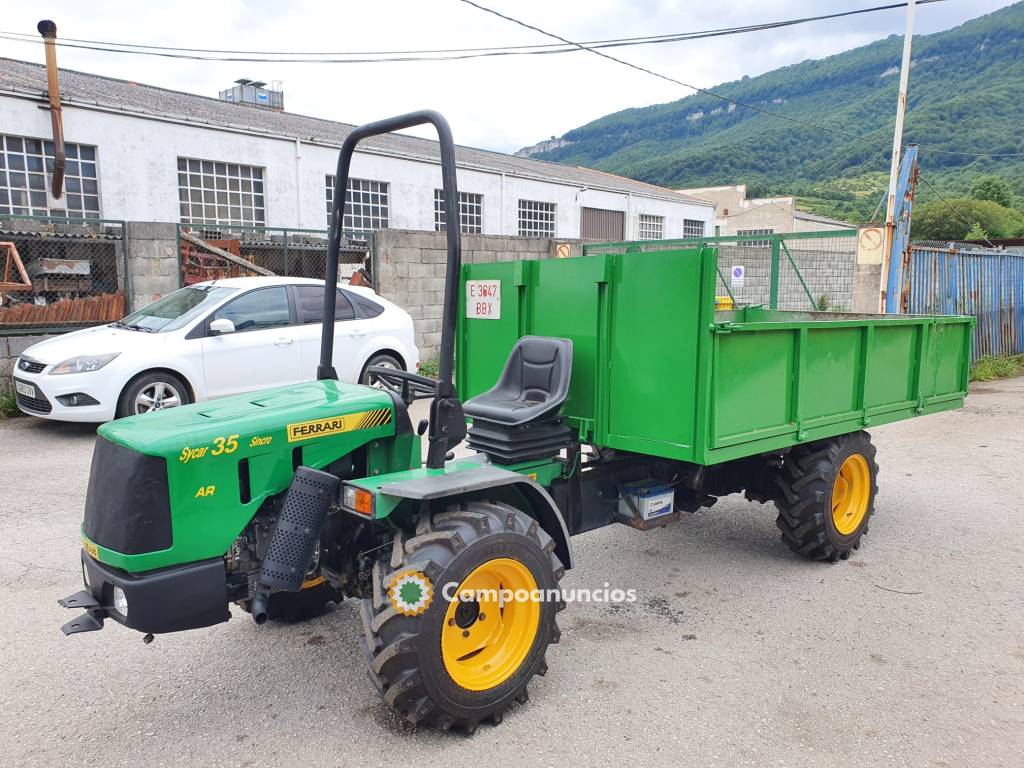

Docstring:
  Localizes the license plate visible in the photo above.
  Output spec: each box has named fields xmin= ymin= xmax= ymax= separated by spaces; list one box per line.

xmin=14 ymin=380 xmax=35 ymax=398
xmin=82 ymin=537 xmax=99 ymax=560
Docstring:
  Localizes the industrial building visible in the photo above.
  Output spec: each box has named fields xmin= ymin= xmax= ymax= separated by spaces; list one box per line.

xmin=677 ymin=184 xmax=852 ymax=240
xmin=0 ymin=58 xmax=714 ymax=239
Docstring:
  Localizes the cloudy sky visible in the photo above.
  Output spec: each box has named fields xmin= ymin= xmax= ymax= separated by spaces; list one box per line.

xmin=1 ymin=0 xmax=1016 ymax=152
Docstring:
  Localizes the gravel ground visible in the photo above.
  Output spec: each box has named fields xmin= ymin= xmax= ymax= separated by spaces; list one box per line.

xmin=1 ymin=377 xmax=1022 ymax=768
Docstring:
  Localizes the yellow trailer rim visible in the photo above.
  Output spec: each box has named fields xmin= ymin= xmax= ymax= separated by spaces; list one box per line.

xmin=832 ymin=453 xmax=871 ymax=535
xmin=441 ymin=558 xmax=540 ymax=691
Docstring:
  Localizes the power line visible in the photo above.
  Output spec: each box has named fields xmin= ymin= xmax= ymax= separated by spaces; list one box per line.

xmin=459 ymin=0 xmax=875 ymax=140
xmin=460 ymin=1 xmax=1024 ymax=160
xmin=0 ymin=2 xmax=942 ymax=60
xmin=918 ymin=173 xmax=997 ymax=247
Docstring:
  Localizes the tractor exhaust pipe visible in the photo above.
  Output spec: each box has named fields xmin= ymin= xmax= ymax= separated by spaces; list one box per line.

xmin=320 ymin=110 xmax=465 ymax=468
xmin=37 ymin=20 xmax=65 ymax=200
xmin=249 ymin=467 xmax=339 ymax=626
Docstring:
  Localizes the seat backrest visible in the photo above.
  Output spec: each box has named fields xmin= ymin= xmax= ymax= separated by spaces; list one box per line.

xmin=512 ymin=336 xmax=573 ymax=405
xmin=463 ymin=335 xmax=573 ymax=426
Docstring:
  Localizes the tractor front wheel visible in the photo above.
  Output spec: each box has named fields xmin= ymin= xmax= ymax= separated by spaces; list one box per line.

xmin=774 ymin=431 xmax=879 ymax=562
xmin=360 ymin=501 xmax=565 ymax=732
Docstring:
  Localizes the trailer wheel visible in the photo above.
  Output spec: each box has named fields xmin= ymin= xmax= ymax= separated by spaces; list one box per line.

xmin=774 ymin=431 xmax=878 ymax=562
xmin=359 ymin=501 xmax=565 ymax=732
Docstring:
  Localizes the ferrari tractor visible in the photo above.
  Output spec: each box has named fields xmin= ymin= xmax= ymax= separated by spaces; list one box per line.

xmin=60 ymin=111 xmax=974 ymax=732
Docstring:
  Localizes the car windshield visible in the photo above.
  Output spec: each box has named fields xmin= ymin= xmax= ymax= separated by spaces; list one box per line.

xmin=116 ymin=285 xmax=236 ymax=333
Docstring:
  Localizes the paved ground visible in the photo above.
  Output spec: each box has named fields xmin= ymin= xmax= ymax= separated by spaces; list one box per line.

xmin=1 ymin=378 xmax=1022 ymax=768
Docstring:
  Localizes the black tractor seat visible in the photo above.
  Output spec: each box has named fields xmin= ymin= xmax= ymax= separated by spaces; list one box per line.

xmin=463 ymin=336 xmax=573 ymax=463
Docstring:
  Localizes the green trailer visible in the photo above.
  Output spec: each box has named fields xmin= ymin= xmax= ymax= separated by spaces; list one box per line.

xmin=59 ymin=112 xmax=973 ymax=734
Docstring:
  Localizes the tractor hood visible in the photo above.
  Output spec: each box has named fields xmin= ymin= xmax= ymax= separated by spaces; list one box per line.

xmin=100 ymin=380 xmax=395 ymax=456
xmin=86 ymin=380 xmax=403 ymax=572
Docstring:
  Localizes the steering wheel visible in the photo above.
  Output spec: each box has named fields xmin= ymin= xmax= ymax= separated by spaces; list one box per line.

xmin=366 ymin=366 xmax=438 ymax=403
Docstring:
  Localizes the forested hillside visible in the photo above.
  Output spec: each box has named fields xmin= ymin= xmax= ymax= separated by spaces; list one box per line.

xmin=518 ymin=2 xmax=1024 ymax=228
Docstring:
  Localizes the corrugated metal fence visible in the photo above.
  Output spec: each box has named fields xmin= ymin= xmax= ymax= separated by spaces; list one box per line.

xmin=903 ymin=243 xmax=1023 ymax=361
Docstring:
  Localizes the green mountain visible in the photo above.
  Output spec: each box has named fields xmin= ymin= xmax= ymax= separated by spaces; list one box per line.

xmin=517 ymin=2 xmax=1024 ymax=224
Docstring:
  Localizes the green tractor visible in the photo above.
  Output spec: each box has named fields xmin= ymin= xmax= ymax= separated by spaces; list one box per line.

xmin=60 ymin=112 xmax=974 ymax=732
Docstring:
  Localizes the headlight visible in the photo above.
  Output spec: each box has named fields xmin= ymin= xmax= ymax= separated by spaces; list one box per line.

xmin=49 ymin=353 xmax=120 ymax=375
xmin=112 ymin=586 xmax=129 ymax=617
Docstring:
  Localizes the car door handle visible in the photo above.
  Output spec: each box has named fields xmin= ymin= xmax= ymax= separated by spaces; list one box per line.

xmin=274 ymin=337 xmax=294 ymax=347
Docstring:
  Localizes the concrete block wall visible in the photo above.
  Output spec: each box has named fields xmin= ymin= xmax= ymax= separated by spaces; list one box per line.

xmin=374 ymin=230 xmax=582 ymax=359
xmin=0 ymin=334 xmax=51 ymax=397
xmin=126 ymin=221 xmax=180 ymax=311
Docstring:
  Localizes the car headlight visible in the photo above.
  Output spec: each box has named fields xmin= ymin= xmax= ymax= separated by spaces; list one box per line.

xmin=49 ymin=353 xmax=120 ymax=375
xmin=113 ymin=586 xmax=129 ymax=617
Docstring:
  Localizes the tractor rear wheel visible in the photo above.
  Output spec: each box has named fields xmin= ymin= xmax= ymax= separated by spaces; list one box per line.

xmin=359 ymin=500 xmax=565 ymax=732
xmin=774 ymin=431 xmax=878 ymax=562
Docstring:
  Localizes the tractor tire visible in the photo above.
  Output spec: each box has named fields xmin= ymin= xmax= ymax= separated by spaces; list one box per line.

xmin=359 ymin=501 xmax=565 ymax=732
xmin=774 ymin=431 xmax=878 ymax=562
xmin=239 ymin=578 xmax=343 ymax=623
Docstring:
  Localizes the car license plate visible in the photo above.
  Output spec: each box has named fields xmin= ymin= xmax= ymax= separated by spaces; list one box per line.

xmin=14 ymin=380 xmax=35 ymax=398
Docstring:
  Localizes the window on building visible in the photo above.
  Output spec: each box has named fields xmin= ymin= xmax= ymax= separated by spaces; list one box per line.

xmin=434 ymin=189 xmax=483 ymax=234
xmin=683 ymin=218 xmax=706 ymax=239
xmin=0 ymin=134 xmax=100 ymax=218
xmin=177 ymin=158 xmax=265 ymax=226
xmin=325 ymin=176 xmax=389 ymax=231
xmin=636 ymin=214 xmax=664 ymax=240
xmin=517 ymin=199 xmax=556 ymax=237
xmin=737 ymin=228 xmax=774 ymax=247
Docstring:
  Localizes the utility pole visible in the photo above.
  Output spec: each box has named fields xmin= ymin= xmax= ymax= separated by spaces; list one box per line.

xmin=878 ymin=0 xmax=916 ymax=313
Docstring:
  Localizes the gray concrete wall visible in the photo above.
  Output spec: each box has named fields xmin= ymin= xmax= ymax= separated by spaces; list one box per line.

xmin=0 ymin=334 xmax=53 ymax=397
xmin=126 ymin=221 xmax=180 ymax=311
xmin=374 ymin=230 xmax=582 ymax=359
xmin=853 ymin=263 xmax=883 ymax=313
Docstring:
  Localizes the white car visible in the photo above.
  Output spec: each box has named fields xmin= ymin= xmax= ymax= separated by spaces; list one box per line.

xmin=12 ymin=276 xmax=418 ymax=422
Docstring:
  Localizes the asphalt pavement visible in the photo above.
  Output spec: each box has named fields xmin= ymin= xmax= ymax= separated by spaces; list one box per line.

xmin=1 ymin=377 xmax=1022 ymax=767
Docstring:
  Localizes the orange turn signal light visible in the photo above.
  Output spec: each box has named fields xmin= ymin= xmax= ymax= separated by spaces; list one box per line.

xmin=343 ymin=484 xmax=374 ymax=517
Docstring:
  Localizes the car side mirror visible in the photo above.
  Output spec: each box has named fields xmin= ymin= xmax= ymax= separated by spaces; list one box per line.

xmin=209 ymin=318 xmax=235 ymax=335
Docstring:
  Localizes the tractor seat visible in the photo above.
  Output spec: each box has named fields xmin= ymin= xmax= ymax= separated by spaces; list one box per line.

xmin=463 ymin=336 xmax=573 ymax=426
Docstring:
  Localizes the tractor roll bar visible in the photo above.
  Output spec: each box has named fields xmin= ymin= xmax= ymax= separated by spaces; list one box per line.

xmin=320 ymin=110 xmax=462 ymax=387
xmin=320 ymin=110 xmax=465 ymax=468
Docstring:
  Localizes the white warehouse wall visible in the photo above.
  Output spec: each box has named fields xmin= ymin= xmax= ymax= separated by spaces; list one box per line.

xmin=0 ymin=94 xmax=714 ymax=237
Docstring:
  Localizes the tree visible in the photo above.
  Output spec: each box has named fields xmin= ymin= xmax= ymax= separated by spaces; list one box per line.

xmin=910 ymin=198 xmax=1023 ymax=241
xmin=971 ymin=175 xmax=1012 ymax=207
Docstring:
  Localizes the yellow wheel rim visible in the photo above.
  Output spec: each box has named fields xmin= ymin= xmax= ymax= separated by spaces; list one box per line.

xmin=441 ymin=558 xmax=540 ymax=691
xmin=831 ymin=453 xmax=871 ymax=535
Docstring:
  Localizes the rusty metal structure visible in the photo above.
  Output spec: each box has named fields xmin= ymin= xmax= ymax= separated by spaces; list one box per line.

xmin=900 ymin=242 xmax=1023 ymax=361
xmin=36 ymin=20 xmax=65 ymax=200
xmin=0 ymin=216 xmax=128 ymax=331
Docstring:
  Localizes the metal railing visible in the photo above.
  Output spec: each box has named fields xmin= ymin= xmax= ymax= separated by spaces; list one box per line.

xmin=0 ymin=214 xmax=129 ymax=334
xmin=176 ymin=224 xmax=375 ymax=288
xmin=902 ymin=243 xmax=1023 ymax=361
xmin=584 ymin=229 xmax=859 ymax=311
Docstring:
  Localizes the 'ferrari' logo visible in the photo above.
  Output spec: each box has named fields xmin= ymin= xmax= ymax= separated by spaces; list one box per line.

xmin=286 ymin=409 xmax=391 ymax=443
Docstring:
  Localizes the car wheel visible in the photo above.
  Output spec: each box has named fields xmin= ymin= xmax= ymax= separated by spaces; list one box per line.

xmin=360 ymin=352 xmax=404 ymax=386
xmin=117 ymin=371 xmax=191 ymax=418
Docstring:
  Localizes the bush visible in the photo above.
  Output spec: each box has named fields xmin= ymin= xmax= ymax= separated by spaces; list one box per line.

xmin=911 ymin=198 xmax=1023 ymax=241
xmin=417 ymin=358 xmax=440 ymax=379
xmin=0 ymin=392 xmax=21 ymax=418
xmin=970 ymin=354 xmax=1024 ymax=382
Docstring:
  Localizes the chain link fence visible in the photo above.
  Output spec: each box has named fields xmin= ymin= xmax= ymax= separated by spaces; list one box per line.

xmin=0 ymin=214 xmax=128 ymax=333
xmin=584 ymin=229 xmax=859 ymax=311
xmin=177 ymin=224 xmax=373 ymax=287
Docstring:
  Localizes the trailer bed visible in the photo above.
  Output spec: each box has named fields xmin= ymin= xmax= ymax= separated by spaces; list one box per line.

xmin=457 ymin=246 xmax=973 ymax=466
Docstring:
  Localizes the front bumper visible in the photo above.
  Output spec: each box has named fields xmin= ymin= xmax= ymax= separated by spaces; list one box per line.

xmin=59 ymin=550 xmax=230 ymax=636
xmin=14 ymin=371 xmax=117 ymax=422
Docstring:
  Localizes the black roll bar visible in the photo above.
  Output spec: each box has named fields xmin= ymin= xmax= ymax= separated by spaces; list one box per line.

xmin=320 ymin=110 xmax=465 ymax=468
